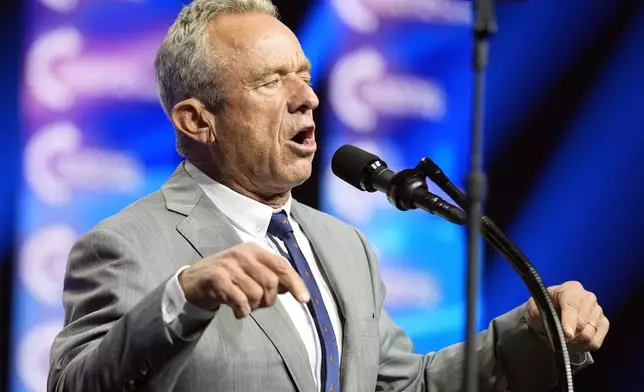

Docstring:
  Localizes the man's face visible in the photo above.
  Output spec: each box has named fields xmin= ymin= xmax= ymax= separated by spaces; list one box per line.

xmin=207 ymin=12 xmax=319 ymax=196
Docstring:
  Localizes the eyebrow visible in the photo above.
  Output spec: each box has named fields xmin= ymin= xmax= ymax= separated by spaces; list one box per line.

xmin=251 ymin=58 xmax=312 ymax=81
xmin=301 ymin=58 xmax=312 ymax=73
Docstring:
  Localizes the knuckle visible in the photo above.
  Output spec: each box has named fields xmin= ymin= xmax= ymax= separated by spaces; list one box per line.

xmin=208 ymin=268 xmax=227 ymax=288
xmin=247 ymin=285 xmax=264 ymax=302
xmin=581 ymin=330 xmax=593 ymax=342
xmin=263 ymin=288 xmax=277 ymax=306
xmin=226 ymin=247 xmax=243 ymax=261
xmin=567 ymin=280 xmax=583 ymax=290
xmin=235 ymin=253 xmax=250 ymax=266
xmin=232 ymin=293 xmax=249 ymax=307
xmin=265 ymin=273 xmax=279 ymax=289
xmin=235 ymin=244 xmax=254 ymax=255
xmin=244 ymin=242 xmax=264 ymax=253
xmin=272 ymin=260 xmax=289 ymax=274
xmin=576 ymin=318 xmax=587 ymax=329
xmin=227 ymin=294 xmax=244 ymax=307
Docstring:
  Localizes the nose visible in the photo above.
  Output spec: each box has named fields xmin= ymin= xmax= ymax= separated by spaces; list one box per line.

xmin=288 ymin=80 xmax=319 ymax=114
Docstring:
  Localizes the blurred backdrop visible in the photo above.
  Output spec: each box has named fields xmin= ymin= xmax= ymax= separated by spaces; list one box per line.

xmin=1 ymin=0 xmax=643 ymax=391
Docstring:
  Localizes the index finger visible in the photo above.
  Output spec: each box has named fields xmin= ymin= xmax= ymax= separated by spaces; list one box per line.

xmin=557 ymin=290 xmax=583 ymax=339
xmin=255 ymin=249 xmax=311 ymax=303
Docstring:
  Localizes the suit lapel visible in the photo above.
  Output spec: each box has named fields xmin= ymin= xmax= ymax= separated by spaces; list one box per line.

xmin=161 ymin=163 xmax=316 ymax=392
xmin=250 ymin=306 xmax=316 ymax=392
xmin=291 ymin=201 xmax=360 ymax=392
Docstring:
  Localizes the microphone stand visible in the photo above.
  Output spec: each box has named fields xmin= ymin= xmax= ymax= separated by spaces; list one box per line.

xmin=464 ymin=0 xmax=497 ymax=390
xmin=416 ymin=158 xmax=574 ymax=392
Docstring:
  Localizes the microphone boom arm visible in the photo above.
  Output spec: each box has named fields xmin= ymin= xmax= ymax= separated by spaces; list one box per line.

xmin=415 ymin=158 xmax=573 ymax=392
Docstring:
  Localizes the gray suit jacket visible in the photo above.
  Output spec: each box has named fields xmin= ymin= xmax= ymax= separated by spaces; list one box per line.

xmin=48 ymin=162 xmax=580 ymax=392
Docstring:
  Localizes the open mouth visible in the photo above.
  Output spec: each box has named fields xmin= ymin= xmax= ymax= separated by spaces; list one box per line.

xmin=290 ymin=127 xmax=316 ymax=147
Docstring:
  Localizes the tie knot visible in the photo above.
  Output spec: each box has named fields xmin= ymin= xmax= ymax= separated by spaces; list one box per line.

xmin=268 ymin=211 xmax=293 ymax=238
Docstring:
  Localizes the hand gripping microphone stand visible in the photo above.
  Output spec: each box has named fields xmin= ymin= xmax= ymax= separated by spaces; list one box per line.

xmin=352 ymin=152 xmax=575 ymax=391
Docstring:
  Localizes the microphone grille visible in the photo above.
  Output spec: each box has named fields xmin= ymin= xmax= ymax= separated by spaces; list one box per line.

xmin=331 ymin=144 xmax=383 ymax=191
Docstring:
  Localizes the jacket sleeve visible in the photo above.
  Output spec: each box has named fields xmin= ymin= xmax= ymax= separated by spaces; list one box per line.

xmin=47 ymin=228 xmax=214 ymax=392
xmin=353 ymin=229 xmax=592 ymax=392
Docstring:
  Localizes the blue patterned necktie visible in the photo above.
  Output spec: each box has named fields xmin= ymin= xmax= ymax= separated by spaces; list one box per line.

xmin=268 ymin=211 xmax=341 ymax=392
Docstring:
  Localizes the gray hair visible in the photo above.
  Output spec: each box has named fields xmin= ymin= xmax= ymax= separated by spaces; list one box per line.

xmin=154 ymin=0 xmax=278 ymax=117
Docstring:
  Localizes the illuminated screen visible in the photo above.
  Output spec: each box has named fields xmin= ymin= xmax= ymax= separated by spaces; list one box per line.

xmin=12 ymin=1 xmax=181 ymax=390
xmin=308 ymin=1 xmax=478 ymax=352
xmin=11 ymin=1 xmax=478 ymax=391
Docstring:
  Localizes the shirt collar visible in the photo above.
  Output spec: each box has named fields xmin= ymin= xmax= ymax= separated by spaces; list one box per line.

xmin=184 ymin=160 xmax=292 ymax=241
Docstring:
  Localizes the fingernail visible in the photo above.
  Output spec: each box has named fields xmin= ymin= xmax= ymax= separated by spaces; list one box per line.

xmin=566 ymin=327 xmax=575 ymax=338
xmin=300 ymin=291 xmax=311 ymax=302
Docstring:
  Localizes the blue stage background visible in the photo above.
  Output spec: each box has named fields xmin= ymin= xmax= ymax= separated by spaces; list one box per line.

xmin=10 ymin=1 xmax=477 ymax=391
xmin=5 ymin=1 xmax=644 ymax=391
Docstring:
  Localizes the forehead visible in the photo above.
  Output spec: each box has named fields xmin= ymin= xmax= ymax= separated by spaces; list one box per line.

xmin=208 ymin=12 xmax=309 ymax=71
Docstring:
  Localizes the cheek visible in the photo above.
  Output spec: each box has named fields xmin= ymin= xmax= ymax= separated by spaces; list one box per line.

xmin=257 ymin=92 xmax=288 ymax=130
xmin=229 ymin=92 xmax=289 ymax=156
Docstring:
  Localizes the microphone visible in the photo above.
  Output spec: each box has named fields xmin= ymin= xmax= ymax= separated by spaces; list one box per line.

xmin=331 ymin=144 xmax=466 ymax=224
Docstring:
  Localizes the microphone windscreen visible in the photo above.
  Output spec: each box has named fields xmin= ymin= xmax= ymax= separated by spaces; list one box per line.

xmin=331 ymin=144 xmax=382 ymax=191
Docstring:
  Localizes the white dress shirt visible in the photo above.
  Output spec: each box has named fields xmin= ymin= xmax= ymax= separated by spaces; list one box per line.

xmin=161 ymin=161 xmax=343 ymax=389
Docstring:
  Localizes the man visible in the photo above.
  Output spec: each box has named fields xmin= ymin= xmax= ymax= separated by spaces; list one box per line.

xmin=47 ymin=0 xmax=609 ymax=391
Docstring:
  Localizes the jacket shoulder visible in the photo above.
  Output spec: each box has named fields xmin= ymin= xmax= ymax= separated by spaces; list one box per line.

xmin=90 ymin=190 xmax=181 ymax=239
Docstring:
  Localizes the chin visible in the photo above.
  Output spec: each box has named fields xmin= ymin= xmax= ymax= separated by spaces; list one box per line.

xmin=281 ymin=162 xmax=312 ymax=187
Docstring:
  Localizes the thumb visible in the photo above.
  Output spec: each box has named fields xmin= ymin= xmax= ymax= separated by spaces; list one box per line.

xmin=526 ymin=297 xmax=541 ymax=319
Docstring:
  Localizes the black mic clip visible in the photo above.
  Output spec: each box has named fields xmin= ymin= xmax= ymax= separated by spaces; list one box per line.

xmin=387 ymin=163 xmax=466 ymax=225
xmin=386 ymin=168 xmax=426 ymax=211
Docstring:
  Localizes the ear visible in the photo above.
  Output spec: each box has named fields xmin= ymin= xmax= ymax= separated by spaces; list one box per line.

xmin=170 ymin=98 xmax=216 ymax=144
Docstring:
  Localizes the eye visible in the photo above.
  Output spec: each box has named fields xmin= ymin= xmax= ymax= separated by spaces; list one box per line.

xmin=301 ymin=75 xmax=312 ymax=86
xmin=263 ymin=78 xmax=281 ymax=87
